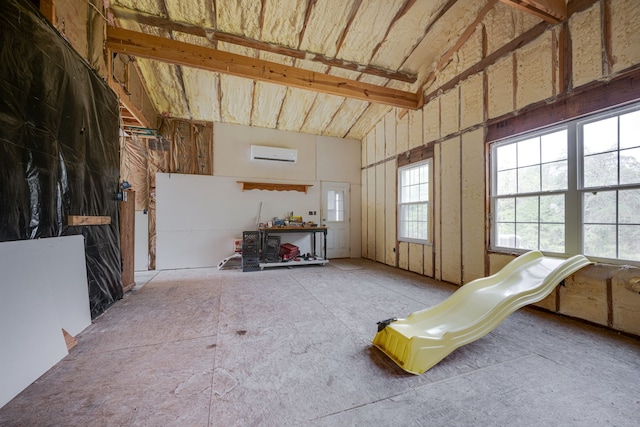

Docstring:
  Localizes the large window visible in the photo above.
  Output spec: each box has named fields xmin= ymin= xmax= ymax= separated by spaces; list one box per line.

xmin=398 ymin=159 xmax=431 ymax=243
xmin=491 ymin=103 xmax=640 ymax=264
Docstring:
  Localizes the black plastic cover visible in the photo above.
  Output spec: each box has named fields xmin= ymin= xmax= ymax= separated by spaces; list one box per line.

xmin=0 ymin=0 xmax=123 ymax=317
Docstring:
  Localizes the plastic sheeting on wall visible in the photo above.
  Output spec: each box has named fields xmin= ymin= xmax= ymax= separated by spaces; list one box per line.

xmin=0 ymin=0 xmax=122 ymax=317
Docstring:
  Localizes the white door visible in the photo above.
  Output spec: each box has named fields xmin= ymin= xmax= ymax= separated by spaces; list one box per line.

xmin=321 ymin=181 xmax=350 ymax=258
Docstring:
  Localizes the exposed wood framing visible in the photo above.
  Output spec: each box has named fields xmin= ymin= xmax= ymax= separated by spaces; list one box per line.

xmin=486 ymin=65 xmax=640 ymax=141
xmin=422 ymin=0 xmax=599 ymax=106
xmin=106 ymin=27 xmax=419 ymax=109
xmin=551 ymin=28 xmax=558 ymax=96
xmin=109 ymin=4 xmax=416 ymax=83
xmin=398 ymin=0 xmax=458 ymax=73
xmin=397 ymin=144 xmax=434 ymax=167
xmin=601 ymin=0 xmax=613 ymax=76
xmin=369 ymin=0 xmax=417 ymax=62
xmin=68 ymin=215 xmax=112 ymax=226
xmin=418 ymin=0 xmax=498 ymax=107
xmin=109 ymin=80 xmax=153 ymax=129
xmin=62 ymin=329 xmax=77 ymax=351
xmin=297 ymin=0 xmax=317 ymax=49
xmin=560 ymin=20 xmax=572 ymax=92
xmin=499 ymin=0 xmax=567 ymax=23
xmin=259 ymin=0 xmax=267 ymax=34
xmin=40 ymin=0 xmax=56 ymax=24
xmin=424 ymin=20 xmax=551 ymax=103
xmin=237 ymin=181 xmax=313 ymax=193
xmin=334 ymin=0 xmax=363 ymax=57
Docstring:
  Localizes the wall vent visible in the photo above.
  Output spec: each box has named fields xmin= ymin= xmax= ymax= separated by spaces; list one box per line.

xmin=250 ymin=145 xmax=298 ymax=163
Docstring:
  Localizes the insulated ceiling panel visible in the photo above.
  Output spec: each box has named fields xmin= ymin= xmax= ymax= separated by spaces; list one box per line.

xmin=372 ymin=0 xmax=444 ymax=72
xmin=261 ymin=0 xmax=308 ymax=48
xmin=300 ymin=93 xmax=346 ymax=134
xmin=216 ymin=0 xmax=262 ymax=39
xmin=322 ymin=98 xmax=369 ymax=138
xmin=165 ymin=0 xmax=216 ymax=27
xmin=336 ymin=0 xmax=406 ymax=65
xmin=108 ymin=0 xmax=549 ymax=140
xmin=298 ymin=0 xmax=358 ymax=56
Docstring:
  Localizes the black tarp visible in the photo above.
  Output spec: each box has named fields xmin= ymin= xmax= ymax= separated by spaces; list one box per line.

xmin=0 ymin=0 xmax=123 ymax=317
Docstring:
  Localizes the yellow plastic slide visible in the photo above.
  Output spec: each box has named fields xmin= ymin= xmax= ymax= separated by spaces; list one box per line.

xmin=372 ymin=251 xmax=591 ymax=375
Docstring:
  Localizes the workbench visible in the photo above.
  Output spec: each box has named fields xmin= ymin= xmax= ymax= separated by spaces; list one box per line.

xmin=258 ymin=225 xmax=329 ymax=268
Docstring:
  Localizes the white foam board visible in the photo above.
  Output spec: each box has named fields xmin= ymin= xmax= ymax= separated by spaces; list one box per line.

xmin=0 ymin=235 xmax=91 ymax=409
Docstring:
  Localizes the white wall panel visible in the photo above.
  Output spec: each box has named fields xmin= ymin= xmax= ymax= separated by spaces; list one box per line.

xmin=375 ymin=120 xmax=385 ymax=163
xmin=0 ymin=236 xmax=90 ymax=409
xmin=408 ymin=109 xmax=423 ymax=150
xmin=396 ymin=112 xmax=409 ymax=154
xmin=135 ymin=211 xmax=149 ymax=271
xmin=384 ymin=111 xmax=397 ymax=158
xmin=375 ymin=163 xmax=385 ymax=262
xmin=385 ymin=160 xmax=397 ymax=266
xmin=461 ymin=129 xmax=486 ymax=283
xmin=367 ymin=167 xmax=376 ymax=258
xmin=398 ymin=241 xmax=409 ymax=270
xmin=361 ymin=168 xmax=368 ymax=259
xmin=156 ymin=173 xmax=321 ymax=268
xmin=440 ymin=137 xmax=462 ymax=284
xmin=434 ymin=144 xmax=442 ymax=280
xmin=409 ymin=243 xmax=423 ymax=274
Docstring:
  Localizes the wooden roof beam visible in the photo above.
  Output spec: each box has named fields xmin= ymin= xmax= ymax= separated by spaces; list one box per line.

xmin=499 ymin=0 xmax=567 ymax=24
xmin=109 ymin=4 xmax=416 ymax=84
xmin=418 ymin=0 xmax=498 ymax=106
xmin=106 ymin=27 xmax=419 ymax=109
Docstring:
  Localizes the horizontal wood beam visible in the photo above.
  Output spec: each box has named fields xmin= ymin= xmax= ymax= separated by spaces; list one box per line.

xmin=109 ymin=5 xmax=416 ymax=84
xmin=499 ymin=0 xmax=567 ymax=24
xmin=238 ymin=181 xmax=313 ymax=193
xmin=487 ymin=65 xmax=640 ymax=141
xmin=106 ymin=27 xmax=419 ymax=109
xmin=68 ymin=215 xmax=112 ymax=226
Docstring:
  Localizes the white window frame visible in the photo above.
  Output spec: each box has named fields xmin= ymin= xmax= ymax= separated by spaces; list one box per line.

xmin=398 ymin=159 xmax=432 ymax=244
xmin=490 ymin=102 xmax=640 ymax=266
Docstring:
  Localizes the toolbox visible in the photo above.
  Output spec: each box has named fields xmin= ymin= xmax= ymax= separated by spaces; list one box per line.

xmin=279 ymin=243 xmax=299 ymax=260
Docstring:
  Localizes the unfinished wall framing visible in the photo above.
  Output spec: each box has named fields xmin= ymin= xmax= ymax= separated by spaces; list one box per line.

xmin=360 ymin=0 xmax=640 ymax=336
xmin=120 ymin=118 xmax=214 ymax=269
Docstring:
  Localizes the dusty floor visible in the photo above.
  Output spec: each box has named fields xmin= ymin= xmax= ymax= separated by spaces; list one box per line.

xmin=1 ymin=259 xmax=639 ymax=426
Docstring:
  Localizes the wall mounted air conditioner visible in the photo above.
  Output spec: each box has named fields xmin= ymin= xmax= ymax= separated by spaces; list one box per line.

xmin=250 ymin=145 xmax=298 ymax=163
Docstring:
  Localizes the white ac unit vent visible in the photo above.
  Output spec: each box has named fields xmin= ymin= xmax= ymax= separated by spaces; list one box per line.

xmin=250 ymin=145 xmax=298 ymax=163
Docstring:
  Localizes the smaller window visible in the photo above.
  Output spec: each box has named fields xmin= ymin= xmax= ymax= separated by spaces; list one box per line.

xmin=398 ymin=159 xmax=432 ymax=243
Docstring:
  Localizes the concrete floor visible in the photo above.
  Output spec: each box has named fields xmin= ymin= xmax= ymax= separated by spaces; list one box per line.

xmin=1 ymin=259 xmax=639 ymax=426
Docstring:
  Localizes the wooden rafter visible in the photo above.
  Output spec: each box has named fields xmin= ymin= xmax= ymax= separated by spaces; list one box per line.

xmin=334 ymin=0 xmax=363 ymax=56
xmin=398 ymin=0 xmax=458 ymax=75
xmin=369 ymin=0 xmax=417 ymax=62
xmin=499 ymin=0 xmax=567 ymax=23
xmin=106 ymin=27 xmax=419 ymax=109
xmin=297 ymin=0 xmax=317 ymax=49
xmin=418 ymin=0 xmax=498 ymax=106
xmin=109 ymin=4 xmax=416 ymax=83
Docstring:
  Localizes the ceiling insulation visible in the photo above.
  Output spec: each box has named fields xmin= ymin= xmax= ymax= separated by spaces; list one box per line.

xmin=109 ymin=0 xmax=550 ymax=140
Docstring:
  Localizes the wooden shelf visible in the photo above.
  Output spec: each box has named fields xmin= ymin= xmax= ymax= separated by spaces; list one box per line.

xmin=237 ymin=181 xmax=312 ymax=193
